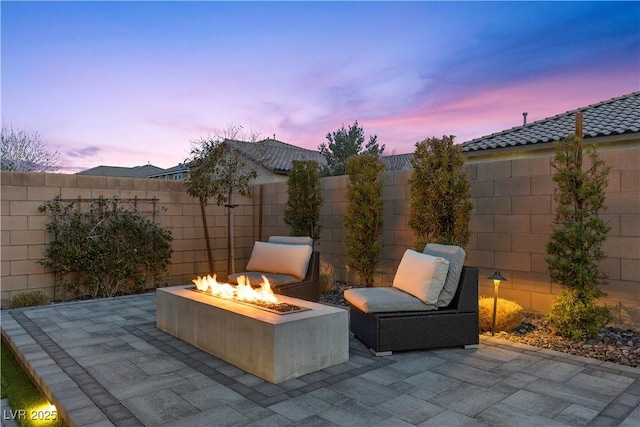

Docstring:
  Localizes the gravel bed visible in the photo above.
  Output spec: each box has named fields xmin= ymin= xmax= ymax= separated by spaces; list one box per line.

xmin=319 ymin=282 xmax=354 ymax=307
xmin=321 ymin=285 xmax=640 ymax=368
xmin=487 ymin=312 xmax=640 ymax=368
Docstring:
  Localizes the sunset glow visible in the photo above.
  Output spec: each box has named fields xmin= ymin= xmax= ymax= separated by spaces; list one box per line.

xmin=2 ymin=1 xmax=638 ymax=173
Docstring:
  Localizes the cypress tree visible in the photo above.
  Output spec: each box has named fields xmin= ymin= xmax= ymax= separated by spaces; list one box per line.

xmin=343 ymin=154 xmax=385 ymax=287
xmin=284 ymin=160 xmax=323 ymax=242
xmin=408 ymin=135 xmax=472 ymax=249
xmin=546 ymin=133 xmax=612 ymax=340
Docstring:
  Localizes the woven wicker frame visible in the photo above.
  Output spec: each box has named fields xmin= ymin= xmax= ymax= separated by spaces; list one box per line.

xmin=272 ymin=251 xmax=320 ymax=302
xmin=348 ymin=266 xmax=479 ymax=353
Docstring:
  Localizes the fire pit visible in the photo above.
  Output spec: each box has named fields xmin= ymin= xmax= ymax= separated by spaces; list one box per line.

xmin=156 ymin=275 xmax=349 ymax=384
xmin=191 ymin=287 xmax=306 ymax=314
xmin=190 ymin=274 xmax=308 ymax=314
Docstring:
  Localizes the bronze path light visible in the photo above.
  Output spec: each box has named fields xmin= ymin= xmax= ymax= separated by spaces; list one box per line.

xmin=487 ymin=272 xmax=507 ymax=336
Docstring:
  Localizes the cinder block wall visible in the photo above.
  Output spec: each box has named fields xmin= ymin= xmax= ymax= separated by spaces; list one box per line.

xmin=0 ymin=171 xmax=254 ymax=305
xmin=259 ymin=142 xmax=640 ymax=327
xmin=2 ymin=141 xmax=639 ymax=327
xmin=465 ymin=143 xmax=640 ymax=326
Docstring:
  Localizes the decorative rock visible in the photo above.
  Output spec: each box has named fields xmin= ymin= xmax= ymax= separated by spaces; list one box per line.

xmin=481 ymin=313 xmax=640 ymax=368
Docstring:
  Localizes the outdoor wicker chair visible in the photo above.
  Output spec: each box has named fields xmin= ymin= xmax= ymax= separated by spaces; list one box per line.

xmin=347 ymin=266 xmax=479 ymax=355
xmin=345 ymin=244 xmax=479 ymax=355
xmin=227 ymin=236 xmax=320 ymax=302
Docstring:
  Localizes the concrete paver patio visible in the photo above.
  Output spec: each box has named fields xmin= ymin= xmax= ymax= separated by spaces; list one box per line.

xmin=2 ymin=293 xmax=639 ymax=426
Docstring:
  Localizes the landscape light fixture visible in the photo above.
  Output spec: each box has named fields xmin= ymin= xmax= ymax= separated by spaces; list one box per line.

xmin=487 ymin=272 xmax=507 ymax=336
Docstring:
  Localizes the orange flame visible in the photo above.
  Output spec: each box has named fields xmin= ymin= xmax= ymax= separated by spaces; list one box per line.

xmin=192 ymin=274 xmax=279 ymax=304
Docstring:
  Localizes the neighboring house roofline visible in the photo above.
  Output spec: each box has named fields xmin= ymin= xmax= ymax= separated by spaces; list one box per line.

xmin=224 ymin=138 xmax=326 ymax=175
xmin=462 ymin=91 xmax=640 ymax=153
xmin=79 ymin=92 xmax=639 ymax=177
xmin=77 ymin=164 xmax=165 ymax=178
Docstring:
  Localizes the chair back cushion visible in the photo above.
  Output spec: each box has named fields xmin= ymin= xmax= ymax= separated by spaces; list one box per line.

xmin=423 ymin=244 xmax=466 ymax=307
xmin=246 ymin=241 xmax=313 ymax=280
xmin=393 ymin=249 xmax=449 ymax=305
xmin=268 ymin=236 xmax=313 ymax=246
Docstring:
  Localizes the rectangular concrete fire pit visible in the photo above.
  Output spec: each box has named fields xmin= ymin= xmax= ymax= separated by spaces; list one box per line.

xmin=156 ymin=286 xmax=349 ymax=383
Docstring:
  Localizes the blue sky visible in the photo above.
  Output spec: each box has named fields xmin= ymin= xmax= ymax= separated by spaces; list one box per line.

xmin=2 ymin=1 xmax=639 ymax=173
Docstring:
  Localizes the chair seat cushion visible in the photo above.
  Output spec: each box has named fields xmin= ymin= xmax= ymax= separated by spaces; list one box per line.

xmin=227 ymin=272 xmax=301 ymax=288
xmin=344 ymin=287 xmax=437 ymax=313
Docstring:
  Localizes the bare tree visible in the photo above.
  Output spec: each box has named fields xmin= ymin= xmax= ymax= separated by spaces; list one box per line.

xmin=217 ymin=123 xmax=262 ymax=143
xmin=1 ymin=123 xmax=60 ymax=172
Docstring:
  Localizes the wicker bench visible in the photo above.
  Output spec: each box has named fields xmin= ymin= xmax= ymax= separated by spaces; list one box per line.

xmin=348 ymin=266 xmax=479 ymax=355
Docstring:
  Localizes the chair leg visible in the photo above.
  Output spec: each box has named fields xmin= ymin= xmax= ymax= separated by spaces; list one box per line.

xmin=370 ymin=348 xmax=392 ymax=357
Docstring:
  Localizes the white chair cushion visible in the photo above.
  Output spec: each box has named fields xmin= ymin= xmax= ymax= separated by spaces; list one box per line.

xmin=344 ymin=287 xmax=437 ymax=313
xmin=423 ymin=244 xmax=466 ymax=307
xmin=392 ymin=249 xmax=450 ymax=305
xmin=245 ymin=241 xmax=312 ymax=280
xmin=268 ymin=235 xmax=313 ymax=246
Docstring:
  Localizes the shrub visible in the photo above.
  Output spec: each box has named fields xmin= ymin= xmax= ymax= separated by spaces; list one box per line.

xmin=548 ymin=288 xmax=612 ymax=341
xmin=39 ymin=197 xmax=173 ymax=299
xmin=478 ymin=297 xmax=523 ymax=333
xmin=408 ymin=135 xmax=472 ymax=249
xmin=284 ymin=160 xmax=323 ymax=242
xmin=546 ymin=132 xmax=612 ymax=340
xmin=10 ymin=290 xmax=48 ymax=308
xmin=319 ymin=261 xmax=335 ymax=294
xmin=343 ymin=154 xmax=385 ymax=287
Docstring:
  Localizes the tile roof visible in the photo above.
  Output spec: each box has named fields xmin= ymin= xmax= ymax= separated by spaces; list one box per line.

xmin=225 ymin=139 xmax=326 ymax=174
xmin=382 ymin=153 xmax=413 ymax=171
xmin=462 ymin=92 xmax=640 ymax=152
xmin=146 ymin=163 xmax=189 ymax=178
xmin=77 ymin=164 xmax=165 ymax=178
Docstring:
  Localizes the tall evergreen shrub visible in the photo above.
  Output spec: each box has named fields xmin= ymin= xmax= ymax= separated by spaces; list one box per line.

xmin=546 ymin=133 xmax=612 ymax=340
xmin=343 ymin=154 xmax=385 ymax=287
xmin=408 ymin=135 xmax=472 ymax=249
xmin=284 ymin=160 xmax=323 ymax=242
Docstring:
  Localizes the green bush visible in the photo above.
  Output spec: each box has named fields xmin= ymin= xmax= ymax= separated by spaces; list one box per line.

xmin=408 ymin=135 xmax=472 ymax=249
xmin=548 ymin=288 xmax=612 ymax=341
xmin=319 ymin=261 xmax=335 ymax=294
xmin=284 ymin=160 xmax=323 ymax=241
xmin=10 ymin=290 xmax=48 ymax=308
xmin=546 ymin=133 xmax=612 ymax=340
xmin=39 ymin=197 xmax=173 ymax=299
xmin=343 ymin=154 xmax=385 ymax=287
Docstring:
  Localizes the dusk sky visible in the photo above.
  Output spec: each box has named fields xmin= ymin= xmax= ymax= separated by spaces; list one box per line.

xmin=2 ymin=1 xmax=639 ymax=173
